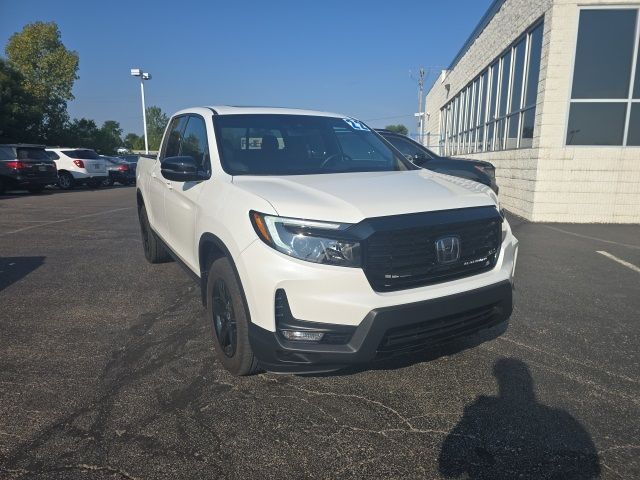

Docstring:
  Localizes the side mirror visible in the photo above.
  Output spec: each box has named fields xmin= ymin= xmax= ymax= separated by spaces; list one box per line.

xmin=161 ymin=156 xmax=203 ymax=182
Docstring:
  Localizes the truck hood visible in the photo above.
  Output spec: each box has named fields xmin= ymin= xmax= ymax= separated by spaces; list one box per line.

xmin=232 ymin=170 xmax=497 ymax=223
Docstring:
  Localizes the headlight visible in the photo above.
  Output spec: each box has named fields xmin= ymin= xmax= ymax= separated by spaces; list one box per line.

xmin=250 ymin=211 xmax=361 ymax=267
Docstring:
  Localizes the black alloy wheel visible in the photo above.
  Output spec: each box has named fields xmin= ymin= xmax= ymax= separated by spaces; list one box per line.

xmin=212 ymin=278 xmax=237 ymax=358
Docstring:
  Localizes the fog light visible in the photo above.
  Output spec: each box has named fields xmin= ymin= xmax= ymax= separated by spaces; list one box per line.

xmin=281 ymin=330 xmax=325 ymax=342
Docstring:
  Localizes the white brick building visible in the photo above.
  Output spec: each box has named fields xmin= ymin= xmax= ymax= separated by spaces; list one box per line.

xmin=423 ymin=0 xmax=640 ymax=223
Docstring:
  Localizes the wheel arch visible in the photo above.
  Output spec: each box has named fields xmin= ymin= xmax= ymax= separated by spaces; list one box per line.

xmin=198 ymin=233 xmax=249 ymax=316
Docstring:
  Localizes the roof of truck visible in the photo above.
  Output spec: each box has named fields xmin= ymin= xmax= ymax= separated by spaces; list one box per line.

xmin=173 ymin=105 xmax=350 ymax=118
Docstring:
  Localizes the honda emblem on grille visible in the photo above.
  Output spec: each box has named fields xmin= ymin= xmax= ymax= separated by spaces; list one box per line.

xmin=435 ymin=236 xmax=461 ymax=264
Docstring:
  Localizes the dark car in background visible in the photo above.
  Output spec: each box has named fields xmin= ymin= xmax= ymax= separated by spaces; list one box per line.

xmin=101 ymin=156 xmax=135 ymax=186
xmin=0 ymin=144 xmax=58 ymax=195
xmin=117 ymin=154 xmax=139 ymax=177
xmin=376 ymin=129 xmax=499 ymax=194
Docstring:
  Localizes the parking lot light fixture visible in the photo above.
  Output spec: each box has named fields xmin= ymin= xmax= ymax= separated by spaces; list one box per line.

xmin=130 ymin=68 xmax=152 ymax=154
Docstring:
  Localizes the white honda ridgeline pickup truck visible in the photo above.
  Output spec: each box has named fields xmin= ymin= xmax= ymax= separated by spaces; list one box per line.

xmin=136 ymin=106 xmax=518 ymax=375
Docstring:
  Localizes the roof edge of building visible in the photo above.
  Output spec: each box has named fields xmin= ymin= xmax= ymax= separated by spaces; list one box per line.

xmin=447 ymin=0 xmax=507 ymax=71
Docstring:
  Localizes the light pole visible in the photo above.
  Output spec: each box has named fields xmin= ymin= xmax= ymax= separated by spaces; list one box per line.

xmin=130 ymin=68 xmax=152 ymax=154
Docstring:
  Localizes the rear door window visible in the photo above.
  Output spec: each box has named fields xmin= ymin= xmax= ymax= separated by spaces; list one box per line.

xmin=16 ymin=148 xmax=50 ymax=160
xmin=0 ymin=146 xmax=15 ymax=160
xmin=62 ymin=149 xmax=101 ymax=160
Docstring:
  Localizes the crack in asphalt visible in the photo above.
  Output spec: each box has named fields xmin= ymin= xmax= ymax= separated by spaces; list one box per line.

xmin=0 ymin=463 xmax=140 ymax=479
xmin=0 ymin=282 xmax=215 ymax=476
xmin=260 ymin=376 xmax=475 ymax=441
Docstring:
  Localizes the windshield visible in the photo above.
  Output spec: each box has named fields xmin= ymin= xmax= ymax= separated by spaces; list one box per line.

xmin=213 ymin=114 xmax=416 ymax=176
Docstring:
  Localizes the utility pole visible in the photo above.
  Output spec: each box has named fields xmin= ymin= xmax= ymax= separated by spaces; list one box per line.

xmin=411 ymin=68 xmax=426 ymax=145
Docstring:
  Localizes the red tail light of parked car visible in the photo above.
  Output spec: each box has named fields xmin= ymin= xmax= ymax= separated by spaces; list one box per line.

xmin=5 ymin=161 xmax=26 ymax=169
xmin=116 ymin=164 xmax=129 ymax=171
xmin=73 ymin=160 xmax=85 ymax=168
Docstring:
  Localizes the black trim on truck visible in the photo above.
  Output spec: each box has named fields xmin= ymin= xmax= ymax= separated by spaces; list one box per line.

xmin=249 ymin=280 xmax=512 ymax=373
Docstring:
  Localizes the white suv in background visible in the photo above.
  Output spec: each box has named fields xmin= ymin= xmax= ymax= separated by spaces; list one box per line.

xmin=46 ymin=148 xmax=108 ymax=189
xmin=136 ymin=106 xmax=519 ymax=376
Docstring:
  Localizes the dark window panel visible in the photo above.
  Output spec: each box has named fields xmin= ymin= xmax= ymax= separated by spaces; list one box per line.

xmin=478 ymin=71 xmax=488 ymax=126
xmin=489 ymin=62 xmax=499 ymax=120
xmin=469 ymin=81 xmax=478 ymax=130
xmin=499 ymin=51 xmax=512 ymax=117
xmin=495 ymin=118 xmax=506 ymax=150
xmin=510 ymin=39 xmax=526 ymax=113
xmin=520 ymin=107 xmax=536 ymax=148
xmin=506 ymin=114 xmax=520 ymax=149
xmin=628 ymin=105 xmax=640 ymax=145
xmin=525 ymin=24 xmax=544 ymax=108
xmin=635 ymin=41 xmax=640 ymax=99
xmin=486 ymin=122 xmax=495 ymax=151
xmin=572 ymin=9 xmax=637 ymax=99
xmin=566 ymin=103 xmax=627 ymax=145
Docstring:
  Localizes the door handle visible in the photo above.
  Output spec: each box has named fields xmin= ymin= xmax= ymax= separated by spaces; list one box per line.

xmin=151 ymin=171 xmax=157 ymax=178
xmin=165 ymin=181 xmax=173 ymax=190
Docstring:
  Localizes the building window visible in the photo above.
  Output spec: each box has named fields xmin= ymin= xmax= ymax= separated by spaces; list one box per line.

xmin=440 ymin=19 xmax=544 ymax=155
xmin=567 ymin=8 xmax=640 ymax=146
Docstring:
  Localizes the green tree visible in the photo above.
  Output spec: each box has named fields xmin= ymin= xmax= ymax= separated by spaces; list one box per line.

xmin=95 ymin=120 xmax=123 ymax=155
xmin=61 ymin=118 xmax=99 ymax=147
xmin=5 ymin=21 xmax=79 ymax=142
xmin=385 ymin=124 xmax=409 ymax=135
xmin=0 ymin=58 xmax=41 ymax=143
xmin=123 ymin=133 xmax=144 ymax=151
xmin=145 ymin=106 xmax=169 ymax=150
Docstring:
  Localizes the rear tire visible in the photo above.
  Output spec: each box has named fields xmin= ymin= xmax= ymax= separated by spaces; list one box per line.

xmin=102 ymin=177 xmax=114 ymax=187
xmin=87 ymin=179 xmax=101 ymax=189
xmin=138 ymin=204 xmax=172 ymax=264
xmin=207 ymin=257 xmax=259 ymax=376
xmin=58 ymin=172 xmax=74 ymax=190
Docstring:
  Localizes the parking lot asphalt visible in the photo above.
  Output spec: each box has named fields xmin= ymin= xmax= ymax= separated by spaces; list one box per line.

xmin=0 ymin=187 xmax=638 ymax=479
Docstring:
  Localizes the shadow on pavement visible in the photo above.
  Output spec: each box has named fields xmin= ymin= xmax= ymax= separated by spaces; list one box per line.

xmin=0 ymin=256 xmax=45 ymax=292
xmin=438 ymin=358 xmax=600 ymax=479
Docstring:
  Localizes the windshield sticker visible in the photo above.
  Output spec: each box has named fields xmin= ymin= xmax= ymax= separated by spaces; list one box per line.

xmin=343 ymin=119 xmax=370 ymax=131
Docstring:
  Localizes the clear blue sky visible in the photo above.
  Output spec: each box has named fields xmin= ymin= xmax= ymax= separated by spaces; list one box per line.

xmin=0 ymin=0 xmax=491 ymax=136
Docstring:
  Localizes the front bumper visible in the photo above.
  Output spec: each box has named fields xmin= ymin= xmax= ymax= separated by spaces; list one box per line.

xmin=237 ymin=223 xmax=518 ymax=332
xmin=249 ymin=280 xmax=512 ymax=373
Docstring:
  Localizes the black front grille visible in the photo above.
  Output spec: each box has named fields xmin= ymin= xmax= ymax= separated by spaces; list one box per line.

xmin=376 ymin=303 xmax=500 ymax=358
xmin=363 ymin=209 xmax=502 ymax=292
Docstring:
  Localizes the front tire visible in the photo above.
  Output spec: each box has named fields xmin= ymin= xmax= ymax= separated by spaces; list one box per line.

xmin=58 ymin=172 xmax=74 ymax=190
xmin=138 ymin=204 xmax=172 ymax=264
xmin=207 ymin=257 xmax=259 ymax=376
